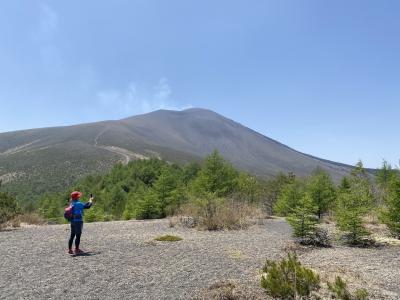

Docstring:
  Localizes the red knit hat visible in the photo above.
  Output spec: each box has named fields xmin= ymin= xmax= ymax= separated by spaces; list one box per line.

xmin=70 ymin=191 xmax=82 ymax=200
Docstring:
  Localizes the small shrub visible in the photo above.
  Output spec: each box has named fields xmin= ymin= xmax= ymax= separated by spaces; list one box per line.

xmin=103 ymin=214 xmax=113 ymax=222
xmin=178 ymin=197 xmax=261 ymax=230
xmin=206 ymin=281 xmax=236 ymax=300
xmin=298 ymin=228 xmax=332 ymax=247
xmin=339 ymin=233 xmax=376 ymax=248
xmin=355 ymin=289 xmax=368 ymax=300
xmin=154 ymin=234 xmax=183 ymax=242
xmin=327 ymin=276 xmax=369 ymax=300
xmin=327 ymin=276 xmax=352 ymax=300
xmin=179 ymin=216 xmax=197 ymax=228
xmin=122 ymin=209 xmax=133 ymax=220
xmin=260 ymin=253 xmax=320 ymax=299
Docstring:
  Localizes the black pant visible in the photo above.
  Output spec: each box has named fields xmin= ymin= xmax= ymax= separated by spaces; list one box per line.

xmin=69 ymin=221 xmax=83 ymax=249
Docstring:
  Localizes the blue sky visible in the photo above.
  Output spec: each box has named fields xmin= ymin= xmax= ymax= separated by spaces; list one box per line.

xmin=0 ymin=1 xmax=399 ymax=168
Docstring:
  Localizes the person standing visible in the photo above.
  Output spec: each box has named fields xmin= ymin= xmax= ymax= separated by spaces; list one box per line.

xmin=67 ymin=191 xmax=93 ymax=254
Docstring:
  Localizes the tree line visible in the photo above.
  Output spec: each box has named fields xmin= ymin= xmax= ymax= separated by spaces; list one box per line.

xmin=1 ymin=151 xmax=400 ymax=242
xmin=276 ymin=160 xmax=400 ymax=244
xmin=36 ymin=151 xmax=263 ymax=223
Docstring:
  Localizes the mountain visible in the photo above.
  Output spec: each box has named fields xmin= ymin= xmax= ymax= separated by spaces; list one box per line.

xmin=0 ymin=108 xmax=353 ymax=203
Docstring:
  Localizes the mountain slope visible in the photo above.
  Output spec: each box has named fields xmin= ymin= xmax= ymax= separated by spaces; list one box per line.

xmin=0 ymin=108 xmax=353 ymax=202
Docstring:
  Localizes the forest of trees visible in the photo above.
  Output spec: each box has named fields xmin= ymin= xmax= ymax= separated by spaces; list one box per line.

xmin=2 ymin=151 xmax=400 ymax=243
xmin=35 ymin=151 xmax=263 ymax=224
xmin=275 ymin=160 xmax=400 ymax=244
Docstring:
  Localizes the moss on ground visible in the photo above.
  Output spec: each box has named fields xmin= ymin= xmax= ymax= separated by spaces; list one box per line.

xmin=154 ymin=234 xmax=183 ymax=242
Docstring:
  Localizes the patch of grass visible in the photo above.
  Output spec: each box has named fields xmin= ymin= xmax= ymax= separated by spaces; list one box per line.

xmin=225 ymin=248 xmax=246 ymax=260
xmin=154 ymin=234 xmax=183 ymax=242
xmin=17 ymin=213 xmax=46 ymax=225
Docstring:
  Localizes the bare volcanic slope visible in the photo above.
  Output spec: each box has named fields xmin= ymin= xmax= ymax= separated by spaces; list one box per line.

xmin=0 ymin=108 xmax=352 ymax=201
xmin=119 ymin=108 xmax=352 ymax=178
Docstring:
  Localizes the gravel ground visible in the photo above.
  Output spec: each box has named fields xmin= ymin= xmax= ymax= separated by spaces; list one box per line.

xmin=300 ymin=245 xmax=400 ymax=300
xmin=0 ymin=219 xmax=289 ymax=300
xmin=1 ymin=219 xmax=399 ymax=300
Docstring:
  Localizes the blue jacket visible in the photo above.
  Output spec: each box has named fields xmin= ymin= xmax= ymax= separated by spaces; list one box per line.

xmin=70 ymin=199 xmax=92 ymax=222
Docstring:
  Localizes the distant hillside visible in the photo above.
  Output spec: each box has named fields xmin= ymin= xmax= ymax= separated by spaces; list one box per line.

xmin=0 ymin=108 xmax=354 ymax=203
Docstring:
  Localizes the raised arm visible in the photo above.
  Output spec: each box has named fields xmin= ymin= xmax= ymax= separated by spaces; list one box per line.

xmin=84 ymin=197 xmax=94 ymax=209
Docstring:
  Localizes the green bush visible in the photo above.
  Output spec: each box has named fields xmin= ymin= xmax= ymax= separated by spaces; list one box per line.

xmin=37 ymin=193 xmax=64 ymax=224
xmin=0 ymin=192 xmax=20 ymax=228
xmin=355 ymin=289 xmax=369 ymax=300
xmin=327 ymin=276 xmax=352 ymax=300
xmin=260 ymin=253 xmax=320 ymax=299
xmin=327 ymin=276 xmax=369 ymax=300
xmin=84 ymin=206 xmax=104 ymax=223
xmin=122 ymin=208 xmax=134 ymax=220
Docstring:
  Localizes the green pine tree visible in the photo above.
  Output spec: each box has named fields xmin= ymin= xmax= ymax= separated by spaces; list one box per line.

xmin=308 ymin=169 xmax=336 ymax=219
xmin=376 ymin=160 xmax=397 ymax=189
xmin=380 ymin=176 xmax=400 ymax=239
xmin=152 ymin=168 xmax=178 ymax=216
xmin=263 ymin=172 xmax=294 ymax=214
xmin=339 ymin=176 xmax=351 ymax=193
xmin=237 ymin=172 xmax=262 ymax=203
xmin=375 ymin=160 xmax=399 ymax=207
xmin=273 ymin=179 xmax=306 ymax=216
xmin=335 ymin=161 xmax=373 ymax=244
xmin=194 ymin=150 xmax=238 ymax=197
xmin=286 ymin=194 xmax=318 ymax=239
xmin=135 ymin=191 xmax=162 ymax=219
xmin=38 ymin=193 xmax=62 ymax=223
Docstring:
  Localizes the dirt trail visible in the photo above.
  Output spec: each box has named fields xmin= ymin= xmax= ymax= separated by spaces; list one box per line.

xmin=93 ymin=127 xmax=147 ymax=164
xmin=0 ymin=219 xmax=399 ymax=300
xmin=0 ymin=139 xmax=41 ymax=156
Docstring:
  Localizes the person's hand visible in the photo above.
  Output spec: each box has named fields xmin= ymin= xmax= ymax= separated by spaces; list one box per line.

xmin=89 ymin=197 xmax=94 ymax=203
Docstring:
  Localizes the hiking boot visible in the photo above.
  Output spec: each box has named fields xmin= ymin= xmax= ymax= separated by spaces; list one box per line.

xmin=68 ymin=249 xmax=74 ymax=255
xmin=74 ymin=248 xmax=84 ymax=254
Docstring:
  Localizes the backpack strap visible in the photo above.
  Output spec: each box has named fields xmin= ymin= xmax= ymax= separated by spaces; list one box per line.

xmin=70 ymin=203 xmax=75 ymax=220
